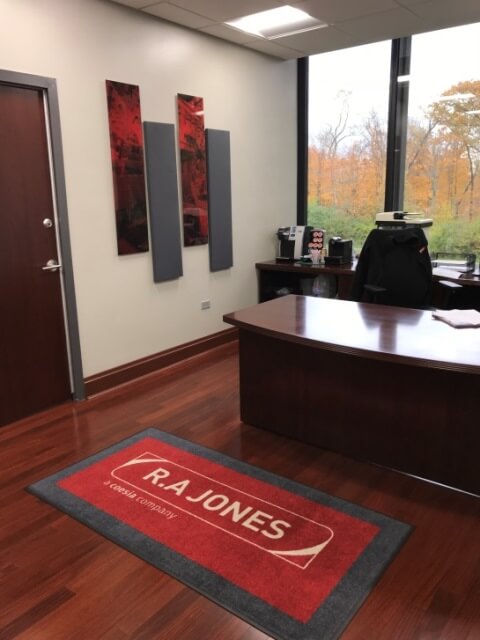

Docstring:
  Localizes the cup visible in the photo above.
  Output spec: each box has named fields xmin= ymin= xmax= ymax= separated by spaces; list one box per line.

xmin=310 ymin=249 xmax=321 ymax=265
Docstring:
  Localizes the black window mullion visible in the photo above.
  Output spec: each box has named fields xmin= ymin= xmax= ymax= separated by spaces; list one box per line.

xmin=385 ymin=37 xmax=411 ymax=211
xmin=297 ymin=57 xmax=308 ymax=225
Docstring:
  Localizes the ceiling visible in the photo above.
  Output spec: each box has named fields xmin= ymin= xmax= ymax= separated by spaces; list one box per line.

xmin=109 ymin=0 xmax=480 ymax=59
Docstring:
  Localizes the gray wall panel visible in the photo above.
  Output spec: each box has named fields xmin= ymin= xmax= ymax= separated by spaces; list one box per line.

xmin=206 ymin=129 xmax=233 ymax=271
xmin=144 ymin=122 xmax=183 ymax=282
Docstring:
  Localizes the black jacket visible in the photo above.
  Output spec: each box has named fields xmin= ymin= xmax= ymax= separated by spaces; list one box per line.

xmin=350 ymin=227 xmax=432 ymax=308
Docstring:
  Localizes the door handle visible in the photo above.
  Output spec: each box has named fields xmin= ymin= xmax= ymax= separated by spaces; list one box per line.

xmin=42 ymin=259 xmax=62 ymax=272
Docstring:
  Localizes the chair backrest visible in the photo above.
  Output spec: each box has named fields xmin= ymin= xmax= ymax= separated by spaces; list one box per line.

xmin=350 ymin=226 xmax=432 ymax=308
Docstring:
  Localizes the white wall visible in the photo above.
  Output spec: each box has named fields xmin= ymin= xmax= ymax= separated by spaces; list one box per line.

xmin=0 ymin=0 xmax=297 ymax=377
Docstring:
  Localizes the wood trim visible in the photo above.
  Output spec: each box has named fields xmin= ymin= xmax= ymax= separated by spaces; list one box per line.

xmin=84 ymin=328 xmax=238 ymax=396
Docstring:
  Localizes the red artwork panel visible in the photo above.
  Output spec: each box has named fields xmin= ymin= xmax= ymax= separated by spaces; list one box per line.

xmin=177 ymin=94 xmax=209 ymax=246
xmin=106 ymin=80 xmax=149 ymax=255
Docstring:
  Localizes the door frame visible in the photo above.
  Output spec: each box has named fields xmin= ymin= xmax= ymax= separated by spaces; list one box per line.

xmin=1 ymin=68 xmax=85 ymax=401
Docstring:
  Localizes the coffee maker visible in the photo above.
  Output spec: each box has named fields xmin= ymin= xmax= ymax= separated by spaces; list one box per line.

xmin=324 ymin=237 xmax=353 ymax=265
xmin=276 ymin=226 xmax=312 ymax=262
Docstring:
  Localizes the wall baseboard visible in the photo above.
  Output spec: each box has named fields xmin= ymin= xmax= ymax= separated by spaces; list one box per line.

xmin=84 ymin=328 xmax=238 ymax=397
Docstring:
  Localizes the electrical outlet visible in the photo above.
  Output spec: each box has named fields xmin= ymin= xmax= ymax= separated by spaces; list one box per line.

xmin=200 ymin=300 xmax=211 ymax=310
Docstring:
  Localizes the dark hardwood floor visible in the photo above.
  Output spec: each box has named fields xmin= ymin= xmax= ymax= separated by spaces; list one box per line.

xmin=0 ymin=342 xmax=479 ymax=639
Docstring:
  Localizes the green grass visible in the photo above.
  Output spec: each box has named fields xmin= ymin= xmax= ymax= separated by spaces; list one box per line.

xmin=308 ymin=204 xmax=480 ymax=258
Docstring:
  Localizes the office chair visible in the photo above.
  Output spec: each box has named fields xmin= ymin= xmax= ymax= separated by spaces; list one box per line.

xmin=350 ymin=226 xmax=433 ymax=309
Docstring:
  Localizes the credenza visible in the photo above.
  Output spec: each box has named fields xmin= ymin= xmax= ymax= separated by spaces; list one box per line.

xmin=256 ymin=259 xmax=480 ymax=309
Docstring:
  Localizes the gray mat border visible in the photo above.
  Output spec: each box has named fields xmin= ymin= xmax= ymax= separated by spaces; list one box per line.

xmin=27 ymin=428 xmax=412 ymax=640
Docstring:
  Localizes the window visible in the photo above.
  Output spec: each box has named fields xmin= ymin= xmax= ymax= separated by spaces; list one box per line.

xmin=405 ymin=24 xmax=480 ymax=254
xmin=306 ymin=22 xmax=480 ymax=256
xmin=308 ymin=41 xmax=390 ymax=252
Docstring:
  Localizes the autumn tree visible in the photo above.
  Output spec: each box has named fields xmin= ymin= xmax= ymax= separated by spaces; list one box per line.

xmin=405 ymin=118 xmax=450 ymax=216
xmin=428 ymin=81 xmax=480 ymax=220
xmin=309 ymin=90 xmax=351 ymax=208
xmin=359 ymin=110 xmax=387 ymax=211
xmin=308 ymin=77 xmax=480 ymax=253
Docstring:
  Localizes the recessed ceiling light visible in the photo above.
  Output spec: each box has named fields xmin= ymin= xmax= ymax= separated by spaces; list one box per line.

xmin=226 ymin=5 xmax=328 ymax=40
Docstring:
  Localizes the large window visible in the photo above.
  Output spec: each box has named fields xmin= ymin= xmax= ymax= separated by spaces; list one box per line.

xmin=308 ymin=41 xmax=390 ymax=252
xmin=307 ymin=22 xmax=480 ymax=255
xmin=405 ymin=24 xmax=480 ymax=253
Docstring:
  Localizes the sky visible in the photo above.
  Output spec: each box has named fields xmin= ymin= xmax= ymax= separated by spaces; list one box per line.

xmin=308 ymin=21 xmax=480 ymax=141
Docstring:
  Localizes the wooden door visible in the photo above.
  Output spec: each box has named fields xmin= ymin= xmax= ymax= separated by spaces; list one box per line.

xmin=0 ymin=83 xmax=72 ymax=426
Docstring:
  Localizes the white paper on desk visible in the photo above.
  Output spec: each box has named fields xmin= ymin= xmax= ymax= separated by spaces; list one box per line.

xmin=432 ymin=267 xmax=464 ymax=279
xmin=432 ymin=309 xmax=480 ymax=328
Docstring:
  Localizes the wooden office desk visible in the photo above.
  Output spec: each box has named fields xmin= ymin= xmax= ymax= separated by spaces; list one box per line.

xmin=256 ymin=259 xmax=480 ymax=308
xmin=224 ymin=295 xmax=480 ymax=495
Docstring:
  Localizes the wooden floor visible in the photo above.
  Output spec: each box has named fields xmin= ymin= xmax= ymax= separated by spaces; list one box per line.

xmin=0 ymin=342 xmax=479 ymax=640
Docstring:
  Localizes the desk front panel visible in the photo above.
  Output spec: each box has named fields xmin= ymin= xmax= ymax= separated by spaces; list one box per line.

xmin=237 ymin=328 xmax=479 ymax=495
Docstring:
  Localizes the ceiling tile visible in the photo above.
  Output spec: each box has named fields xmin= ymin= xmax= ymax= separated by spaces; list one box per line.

xmin=396 ymin=0 xmax=437 ymax=5
xmin=244 ymin=38 xmax=304 ymax=59
xmin=106 ymin=0 xmax=480 ymax=60
xmin=337 ymin=7 xmax=428 ymax=42
xmin=275 ymin=25 xmax=358 ymax=55
xmin=111 ymin=0 xmax=161 ymax=8
xmin=296 ymin=0 xmax=399 ymax=25
xmin=407 ymin=0 xmax=480 ymax=29
xmin=168 ymin=0 xmax=284 ymax=22
xmin=199 ymin=23 xmax=262 ymax=45
xmin=143 ymin=3 xmax=216 ymax=28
